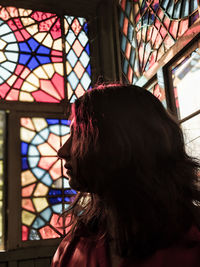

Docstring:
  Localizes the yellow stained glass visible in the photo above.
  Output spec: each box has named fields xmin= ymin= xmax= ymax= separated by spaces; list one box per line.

xmin=61 ymin=134 xmax=70 ymax=146
xmin=26 ymin=73 xmax=39 ymax=87
xmin=65 ymin=42 xmax=70 ymax=54
xmin=34 ymin=32 xmax=47 ymax=43
xmin=33 ymin=66 xmax=48 ymax=79
xmin=21 ymin=170 xmax=37 ymax=186
xmin=33 ymin=197 xmax=48 ymax=212
xmin=53 ymin=38 xmax=62 ymax=51
xmin=19 ymin=8 xmax=32 ymax=17
xmin=66 ymin=62 xmax=72 ymax=74
xmin=26 ymin=24 xmax=38 ymax=35
xmin=20 ymin=127 xmax=35 ymax=143
xmin=22 ymin=210 xmax=36 ymax=226
xmin=43 ymin=34 xmax=53 ymax=48
xmin=0 ymin=52 xmax=6 ymax=63
xmin=37 ymin=143 xmax=57 ymax=156
xmin=43 ymin=64 xmax=54 ymax=79
xmin=49 ymin=160 xmax=61 ymax=180
xmin=20 ymin=118 xmax=35 ymax=131
xmin=19 ymin=92 xmax=34 ymax=102
xmin=7 ymin=75 xmax=17 ymax=86
xmin=54 ymin=63 xmax=64 ymax=76
xmin=32 ymin=118 xmax=47 ymax=132
xmin=21 ymin=17 xmax=35 ymax=27
xmin=67 ymin=83 xmax=73 ymax=99
xmin=21 ymin=82 xmax=37 ymax=92
xmin=34 ymin=183 xmax=48 ymax=196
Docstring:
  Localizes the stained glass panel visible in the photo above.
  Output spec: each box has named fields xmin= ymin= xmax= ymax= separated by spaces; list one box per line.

xmin=0 ymin=111 xmax=4 ymax=250
xmin=172 ymin=48 xmax=200 ymax=119
xmin=20 ymin=118 xmax=76 ymax=241
xmin=64 ymin=16 xmax=92 ymax=102
xmin=147 ymin=82 xmax=167 ymax=108
xmin=119 ymin=0 xmax=199 ymax=83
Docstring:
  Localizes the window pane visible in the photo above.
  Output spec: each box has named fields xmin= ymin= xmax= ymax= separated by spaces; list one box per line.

xmin=0 ymin=111 xmax=5 ymax=250
xmin=64 ymin=16 xmax=92 ymax=103
xmin=181 ymin=113 xmax=200 ymax=159
xmin=147 ymin=82 xmax=167 ymax=108
xmin=172 ymin=48 xmax=200 ymax=119
xmin=20 ymin=118 xmax=76 ymax=241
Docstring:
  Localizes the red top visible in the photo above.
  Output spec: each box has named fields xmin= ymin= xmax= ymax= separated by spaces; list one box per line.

xmin=51 ymin=226 xmax=200 ymax=267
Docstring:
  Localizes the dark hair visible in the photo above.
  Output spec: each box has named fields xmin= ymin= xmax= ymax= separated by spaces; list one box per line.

xmin=62 ymin=84 xmax=200 ymax=259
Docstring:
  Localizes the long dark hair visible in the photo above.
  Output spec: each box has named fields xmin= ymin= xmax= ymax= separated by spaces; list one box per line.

xmin=61 ymin=84 xmax=200 ymax=259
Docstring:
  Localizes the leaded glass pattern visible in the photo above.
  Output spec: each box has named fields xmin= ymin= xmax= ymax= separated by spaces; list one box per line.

xmin=64 ymin=16 xmax=91 ymax=103
xmin=20 ymin=118 xmax=76 ymax=241
xmin=0 ymin=111 xmax=4 ymax=249
xmin=119 ymin=0 xmax=199 ymax=83
xmin=0 ymin=6 xmax=91 ymax=102
xmin=147 ymin=82 xmax=167 ymax=108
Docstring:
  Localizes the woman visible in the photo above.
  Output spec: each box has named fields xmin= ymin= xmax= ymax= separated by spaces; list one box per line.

xmin=52 ymin=84 xmax=200 ymax=267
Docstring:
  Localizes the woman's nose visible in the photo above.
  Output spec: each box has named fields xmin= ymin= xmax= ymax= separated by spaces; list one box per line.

xmin=57 ymin=136 xmax=71 ymax=159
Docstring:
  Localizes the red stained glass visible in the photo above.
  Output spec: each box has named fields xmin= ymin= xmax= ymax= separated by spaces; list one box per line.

xmin=6 ymin=89 xmax=19 ymax=101
xmin=32 ymin=90 xmax=60 ymax=103
xmin=38 ymin=157 xmax=57 ymax=170
xmin=39 ymin=226 xmax=60 ymax=239
xmin=72 ymin=40 xmax=83 ymax=57
xmin=127 ymin=66 xmax=133 ymax=83
xmin=22 ymin=184 xmax=36 ymax=197
xmin=74 ymin=62 xmax=85 ymax=79
xmin=123 ymin=17 xmax=128 ymax=36
xmin=0 ymin=84 xmax=10 ymax=98
xmin=178 ymin=19 xmax=189 ymax=38
xmin=22 ymin=199 xmax=35 ymax=212
xmin=22 ymin=225 xmax=29 ymax=241
xmin=50 ymin=214 xmax=63 ymax=234
xmin=40 ymin=80 xmax=62 ymax=100
xmin=71 ymin=18 xmax=81 ymax=35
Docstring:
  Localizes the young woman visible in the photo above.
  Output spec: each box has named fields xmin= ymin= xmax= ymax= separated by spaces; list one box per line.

xmin=52 ymin=84 xmax=200 ymax=267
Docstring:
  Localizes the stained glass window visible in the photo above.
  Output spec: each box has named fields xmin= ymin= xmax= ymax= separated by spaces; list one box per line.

xmin=119 ymin=0 xmax=199 ymax=83
xmin=20 ymin=118 xmax=76 ymax=241
xmin=147 ymin=82 xmax=167 ymax=108
xmin=0 ymin=111 xmax=4 ymax=249
xmin=0 ymin=6 xmax=91 ymax=102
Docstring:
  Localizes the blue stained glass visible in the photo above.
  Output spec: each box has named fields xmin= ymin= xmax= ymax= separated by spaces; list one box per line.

xmin=123 ymin=58 xmax=128 ymax=74
xmin=19 ymin=54 xmax=31 ymax=65
xmin=78 ymin=32 xmax=88 ymax=47
xmin=40 ymin=208 xmax=52 ymax=221
xmin=86 ymin=65 xmax=91 ymax=76
xmin=68 ymin=72 xmax=79 ymax=90
xmin=0 ymin=20 xmax=3 ymax=26
xmin=41 ymin=173 xmax=52 ymax=186
xmin=66 ymin=16 xmax=73 ymax=24
xmin=130 ymin=49 xmax=135 ymax=67
xmin=19 ymin=42 xmax=31 ymax=52
xmin=80 ymin=72 xmax=91 ymax=89
xmin=70 ymin=95 xmax=77 ymax=103
xmin=32 ymin=135 xmax=44 ymax=145
xmin=173 ymin=1 xmax=181 ymax=19
xmin=28 ymin=145 xmax=39 ymax=156
xmin=66 ymin=30 xmax=76 ymax=45
xmin=64 ymin=197 xmax=70 ymax=202
xmin=29 ymin=229 xmax=40 ymax=240
xmin=79 ymin=51 xmax=89 ymax=68
xmin=83 ymin=23 xmax=88 ymax=33
xmin=125 ymin=1 xmax=131 ymax=16
xmin=27 ymin=57 xmax=39 ymax=70
xmin=64 ymin=204 xmax=70 ymax=210
xmin=37 ymin=46 xmax=50 ymax=54
xmin=21 ymin=142 xmax=28 ymax=155
xmin=64 ymin=189 xmax=76 ymax=195
xmin=181 ymin=0 xmax=189 ymax=17
xmin=0 ymin=66 xmax=11 ymax=80
xmin=60 ymin=125 xmax=70 ymax=135
xmin=32 ymin=217 xmax=45 ymax=229
xmin=127 ymin=24 xmax=134 ymax=42
xmin=36 ymin=56 xmax=51 ymax=64
xmin=0 ymin=78 xmax=3 ymax=83
xmin=47 ymin=119 xmax=59 ymax=125
xmin=121 ymin=35 xmax=126 ymax=53
xmin=119 ymin=12 xmax=124 ymax=29
xmin=28 ymin=38 xmax=39 ymax=51
xmin=39 ymin=128 xmax=49 ymax=140
xmin=28 ymin=157 xmax=40 ymax=168
xmin=32 ymin=167 xmax=46 ymax=179
xmin=167 ymin=1 xmax=174 ymax=17
xmin=49 ymin=125 xmax=60 ymax=135
xmin=22 ymin=157 xmax=29 ymax=170
xmin=52 ymin=204 xmax=62 ymax=213
xmin=61 ymin=119 xmax=71 ymax=126
xmin=49 ymin=189 xmax=62 ymax=195
xmin=5 ymin=52 xmax=19 ymax=62
xmin=1 ymin=33 xmax=16 ymax=43
xmin=49 ymin=197 xmax=62 ymax=204
xmin=67 ymin=50 xmax=78 ymax=67
xmin=5 ymin=43 xmax=19 ymax=51
xmin=85 ymin=43 xmax=90 ymax=55
xmin=162 ymin=0 xmax=170 ymax=9
xmin=78 ymin=17 xmax=85 ymax=26
xmin=1 ymin=61 xmax=16 ymax=72
xmin=191 ymin=0 xmax=198 ymax=10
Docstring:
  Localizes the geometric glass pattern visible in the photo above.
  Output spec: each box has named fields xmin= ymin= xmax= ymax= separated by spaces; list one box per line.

xmin=64 ymin=16 xmax=91 ymax=103
xmin=0 ymin=111 xmax=4 ymax=250
xmin=20 ymin=118 xmax=76 ymax=241
xmin=147 ymin=82 xmax=167 ymax=108
xmin=172 ymin=48 xmax=200 ymax=120
xmin=119 ymin=0 xmax=199 ymax=83
xmin=0 ymin=6 xmax=91 ymax=102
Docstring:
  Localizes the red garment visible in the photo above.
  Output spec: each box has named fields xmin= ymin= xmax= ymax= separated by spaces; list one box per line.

xmin=51 ymin=226 xmax=200 ymax=267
